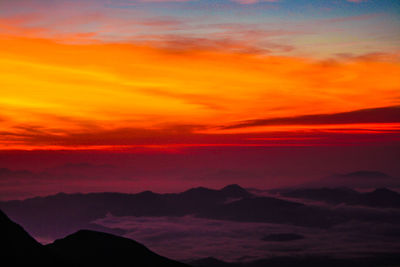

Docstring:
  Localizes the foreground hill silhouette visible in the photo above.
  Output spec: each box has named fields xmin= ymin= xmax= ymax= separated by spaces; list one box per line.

xmin=0 ymin=209 xmax=73 ymax=266
xmin=0 ymin=209 xmax=188 ymax=267
xmin=0 ymin=209 xmax=68 ymax=266
xmin=47 ymin=230 xmax=188 ymax=267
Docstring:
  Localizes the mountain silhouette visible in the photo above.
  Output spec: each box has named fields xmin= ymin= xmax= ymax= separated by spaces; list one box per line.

xmin=0 ymin=209 xmax=69 ymax=266
xmin=220 ymin=184 xmax=253 ymax=198
xmin=0 ymin=184 xmax=350 ymax=240
xmin=2 ymin=183 xmax=400 ymax=245
xmin=0 ymin=184 xmax=254 ymax=239
xmin=354 ymin=188 xmax=400 ymax=208
xmin=47 ymin=229 xmax=189 ymax=267
xmin=0 ymin=209 xmax=188 ymax=267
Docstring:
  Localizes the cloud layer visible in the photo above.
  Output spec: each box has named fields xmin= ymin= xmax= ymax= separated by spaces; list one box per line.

xmin=93 ymin=214 xmax=400 ymax=261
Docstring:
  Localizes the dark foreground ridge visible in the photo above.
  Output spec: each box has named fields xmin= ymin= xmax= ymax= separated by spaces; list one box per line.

xmin=0 ymin=209 xmax=188 ymax=267
xmin=0 ymin=208 xmax=68 ymax=266
xmin=47 ymin=229 xmax=188 ymax=267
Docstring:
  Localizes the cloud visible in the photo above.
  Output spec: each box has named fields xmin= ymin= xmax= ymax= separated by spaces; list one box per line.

xmin=92 ymin=214 xmax=400 ymax=261
xmin=2 ymin=119 xmax=399 ymax=151
xmin=220 ymin=106 xmax=400 ymax=129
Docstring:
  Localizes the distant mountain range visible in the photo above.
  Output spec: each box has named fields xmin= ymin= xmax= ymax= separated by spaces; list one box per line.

xmin=0 ymin=184 xmax=343 ymax=240
xmin=1 ymin=209 xmax=188 ymax=267
xmin=1 ymin=182 xmax=400 ymax=243
xmin=0 ymin=184 xmax=252 ymax=239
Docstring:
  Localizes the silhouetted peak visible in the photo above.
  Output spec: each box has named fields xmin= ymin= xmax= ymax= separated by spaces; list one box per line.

xmin=221 ymin=184 xmax=243 ymax=191
xmin=48 ymin=228 xmax=189 ymax=266
xmin=50 ymin=229 xmax=151 ymax=254
xmin=0 ymin=209 xmax=64 ymax=266
xmin=59 ymin=229 xmax=130 ymax=241
xmin=343 ymin=171 xmax=389 ymax=178
xmin=0 ymin=209 xmax=40 ymax=247
xmin=370 ymin=188 xmax=398 ymax=196
xmin=220 ymin=184 xmax=252 ymax=197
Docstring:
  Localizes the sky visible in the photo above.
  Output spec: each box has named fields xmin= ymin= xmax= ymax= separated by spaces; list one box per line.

xmin=0 ymin=0 xmax=399 ymax=198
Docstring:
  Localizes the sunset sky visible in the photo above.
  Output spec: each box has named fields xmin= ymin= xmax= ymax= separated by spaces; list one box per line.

xmin=0 ymin=0 xmax=399 ymax=198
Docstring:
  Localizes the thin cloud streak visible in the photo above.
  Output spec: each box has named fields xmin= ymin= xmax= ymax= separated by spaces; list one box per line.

xmin=220 ymin=106 xmax=400 ymax=130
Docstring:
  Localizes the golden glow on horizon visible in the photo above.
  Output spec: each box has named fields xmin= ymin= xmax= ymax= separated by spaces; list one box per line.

xmin=1 ymin=32 xmax=400 ymax=150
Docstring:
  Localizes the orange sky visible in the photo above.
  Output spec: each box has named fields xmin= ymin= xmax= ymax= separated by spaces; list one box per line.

xmin=1 ymin=9 xmax=400 ymax=150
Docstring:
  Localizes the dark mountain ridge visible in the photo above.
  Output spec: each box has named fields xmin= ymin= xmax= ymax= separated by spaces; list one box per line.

xmin=47 ymin=229 xmax=188 ymax=267
xmin=0 ymin=184 xmax=348 ymax=240
xmin=2 ymin=183 xmax=400 ymax=244
xmin=0 ymin=209 xmax=66 ymax=266
xmin=0 ymin=184 xmax=255 ymax=239
xmin=0 ymin=209 xmax=188 ymax=267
